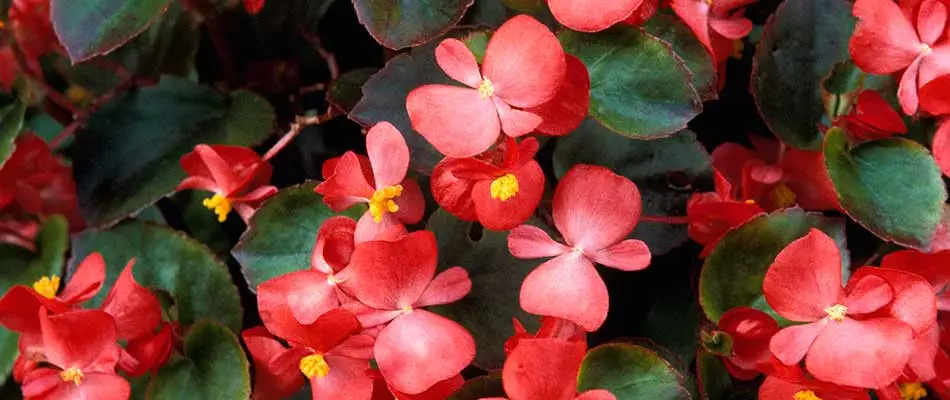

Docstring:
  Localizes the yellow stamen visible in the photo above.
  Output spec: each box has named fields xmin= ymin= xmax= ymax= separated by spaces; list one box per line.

xmin=478 ymin=79 xmax=494 ymax=99
xmin=743 ymin=199 xmax=756 ymax=205
xmin=32 ymin=276 xmax=60 ymax=300
xmin=65 ymin=85 xmax=92 ymax=105
xmin=769 ymin=183 xmax=797 ymax=209
xmin=202 ymin=194 xmax=232 ymax=223
xmin=824 ymin=304 xmax=847 ymax=321
xmin=0 ymin=21 xmax=5 ymax=30
xmin=794 ymin=390 xmax=822 ymax=400
xmin=899 ymin=382 xmax=927 ymax=400
xmin=60 ymin=367 xmax=83 ymax=385
xmin=299 ymin=354 xmax=330 ymax=379
xmin=368 ymin=185 xmax=403 ymax=223
xmin=731 ymin=39 xmax=745 ymax=60
xmin=401 ymin=305 xmax=413 ymax=312
xmin=490 ymin=173 xmax=519 ymax=202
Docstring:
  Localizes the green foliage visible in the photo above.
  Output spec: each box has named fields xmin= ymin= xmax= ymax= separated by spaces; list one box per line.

xmin=51 ymin=0 xmax=171 ymax=61
xmin=577 ymin=343 xmax=691 ymax=400
xmin=352 ymin=0 xmax=475 ymax=49
xmin=146 ymin=321 xmax=250 ymax=400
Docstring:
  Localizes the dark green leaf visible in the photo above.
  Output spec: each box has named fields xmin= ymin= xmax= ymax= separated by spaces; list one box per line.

xmin=426 ymin=209 xmax=541 ymax=370
xmin=353 ymin=0 xmax=474 ymax=49
xmin=71 ymin=220 xmax=243 ymax=331
xmin=698 ymin=208 xmax=848 ymax=323
xmin=50 ymin=0 xmax=171 ymax=62
xmin=232 ymin=183 xmax=365 ymax=291
xmin=146 ymin=321 xmax=250 ymax=400
xmin=824 ymin=128 xmax=947 ymax=249
xmin=253 ymin=0 xmax=336 ymax=35
xmin=558 ymin=26 xmax=701 ymax=139
xmin=642 ymin=14 xmax=717 ymax=102
xmin=696 ymin=350 xmax=732 ymax=400
xmin=449 ymin=375 xmax=505 ymax=400
xmin=0 ymin=99 xmax=26 ymax=167
xmin=328 ymin=68 xmax=377 ymax=114
xmin=71 ymin=76 xmax=275 ymax=227
xmin=751 ymin=0 xmax=855 ymax=149
xmin=553 ymin=119 xmax=712 ymax=255
xmin=577 ymin=343 xmax=691 ymax=400
xmin=108 ymin=1 xmax=199 ymax=78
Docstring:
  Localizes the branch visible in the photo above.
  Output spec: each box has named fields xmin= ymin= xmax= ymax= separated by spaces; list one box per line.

xmin=262 ymin=108 xmax=337 ymax=162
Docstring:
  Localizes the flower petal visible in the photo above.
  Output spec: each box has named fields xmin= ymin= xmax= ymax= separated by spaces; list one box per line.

xmin=762 ymin=229 xmax=844 ymax=322
xmin=493 ymin=97 xmax=543 ymax=138
xmin=898 ymin=55 xmax=924 ymax=115
xmin=502 ymin=337 xmax=585 ymax=400
xmin=520 ymin=253 xmax=609 ymax=331
xmin=44 ymin=372 xmax=131 ymax=400
xmin=393 ymin=178 xmax=426 ymax=225
xmin=917 ymin=0 xmax=947 ymax=45
xmin=367 ymin=122 xmax=410 ymax=188
xmin=311 ymin=216 xmax=358 ymax=275
xmin=806 ymin=318 xmax=913 ymax=388
xmin=719 ymin=307 xmax=779 ymax=371
xmin=0 ymin=286 xmax=44 ymax=334
xmin=671 ymin=0 xmax=713 ymax=52
xmin=194 ymin=144 xmax=241 ymax=195
xmin=415 ymin=267 xmax=472 ymax=308
xmin=241 ymin=327 xmax=304 ymax=400
xmin=406 ymin=84 xmax=501 ymax=158
xmin=933 ymin=119 xmax=950 ymax=177
xmin=257 ymin=271 xmax=342 ymax=340
xmin=553 ymin=165 xmax=642 ymax=251
xmin=100 ymin=260 xmax=161 ymax=340
xmin=430 ymin=159 xmax=483 ymax=222
xmin=343 ymin=231 xmax=439 ymax=310
xmin=548 ymin=0 xmax=641 ymax=32
xmin=482 ymin=15 xmax=566 ymax=108
xmin=841 ymin=274 xmax=893 ymax=315
xmin=354 ymin=212 xmax=404 ymax=244
xmin=576 ymin=390 xmax=618 ymax=400
xmin=315 ymin=152 xmax=376 ymax=207
xmin=906 ymin=322 xmax=940 ymax=381
xmin=435 ymin=38 xmax=483 ymax=88
xmin=60 ymin=252 xmax=106 ymax=305
xmin=920 ymin=75 xmax=950 ymax=115
xmin=40 ymin=309 xmax=118 ymax=370
xmin=850 ymin=0 xmax=923 ymax=74
xmin=849 ymin=267 xmax=938 ymax=335
xmin=311 ymin=355 xmax=375 ymax=400
xmin=472 ymin=160 xmax=545 ymax=231
xmin=528 ymin=55 xmax=591 ymax=137
xmin=769 ymin=320 xmax=825 ymax=366
xmin=508 ymin=224 xmax=571 ymax=259
xmin=709 ymin=17 xmax=752 ymax=39
xmin=586 ymin=239 xmax=651 ymax=271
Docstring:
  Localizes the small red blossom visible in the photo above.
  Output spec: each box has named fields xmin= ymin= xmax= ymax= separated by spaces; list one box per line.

xmin=687 ymin=169 xmax=764 ymax=257
xmin=932 ymin=119 xmax=950 ymax=178
xmin=504 ymin=316 xmax=586 ymax=356
xmin=835 ymin=90 xmax=908 ymax=141
xmin=881 ymin=249 xmax=950 ymax=311
xmin=546 ymin=0 xmax=644 ymax=32
xmin=487 ymin=338 xmax=616 ymax=400
xmin=849 ymin=0 xmax=950 ymax=115
xmin=243 ymin=0 xmax=265 ymax=14
xmin=764 ymin=229 xmax=937 ymax=388
xmin=508 ymin=165 xmax=651 ymax=331
xmin=758 ymin=370 xmax=871 ymax=400
xmin=121 ymin=322 xmax=176 ymax=377
xmin=178 ymin=144 xmax=278 ymax=223
xmin=1 ymin=0 xmax=57 ymax=90
xmin=21 ymin=309 xmax=130 ymax=400
xmin=406 ymin=15 xmax=573 ymax=158
xmin=430 ymin=137 xmax=544 ymax=231
xmin=314 ymin=122 xmax=425 ymax=243
xmin=717 ymin=306 xmax=780 ymax=380
xmin=338 ymin=230 xmax=475 ymax=394
xmin=671 ymin=0 xmax=756 ymax=63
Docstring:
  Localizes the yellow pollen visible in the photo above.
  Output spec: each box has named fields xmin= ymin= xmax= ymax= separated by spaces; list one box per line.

xmin=478 ymin=79 xmax=494 ymax=99
xmin=60 ymin=367 xmax=83 ymax=385
xmin=743 ymin=199 xmax=756 ymax=205
xmin=401 ymin=305 xmax=413 ymax=312
xmin=922 ymin=43 xmax=933 ymax=55
xmin=65 ymin=85 xmax=92 ymax=105
xmin=769 ymin=183 xmax=797 ymax=209
xmin=326 ymin=275 xmax=339 ymax=286
xmin=368 ymin=185 xmax=403 ymax=223
xmin=490 ymin=173 xmax=519 ymax=202
xmin=731 ymin=39 xmax=745 ymax=60
xmin=202 ymin=194 xmax=232 ymax=223
xmin=0 ymin=21 xmax=5 ymax=30
xmin=32 ymin=276 xmax=60 ymax=300
xmin=899 ymin=382 xmax=927 ymax=400
xmin=824 ymin=304 xmax=847 ymax=321
xmin=299 ymin=354 xmax=330 ymax=379
xmin=794 ymin=390 xmax=822 ymax=400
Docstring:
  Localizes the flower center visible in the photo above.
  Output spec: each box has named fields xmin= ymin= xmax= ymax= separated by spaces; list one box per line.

xmin=60 ymin=367 xmax=83 ymax=385
xmin=769 ymin=183 xmax=797 ymax=209
xmin=368 ymin=185 xmax=403 ymax=222
xmin=478 ymin=79 xmax=494 ymax=99
xmin=922 ymin=43 xmax=933 ymax=55
xmin=899 ymin=382 xmax=927 ymax=400
xmin=326 ymin=274 xmax=340 ymax=286
xmin=824 ymin=304 xmax=847 ymax=321
xmin=299 ymin=354 xmax=330 ymax=379
xmin=794 ymin=390 xmax=821 ymax=400
xmin=32 ymin=276 xmax=61 ymax=300
xmin=490 ymin=173 xmax=519 ymax=202
xmin=202 ymin=194 xmax=232 ymax=223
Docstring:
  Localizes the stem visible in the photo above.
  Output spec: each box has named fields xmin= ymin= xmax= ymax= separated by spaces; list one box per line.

xmin=8 ymin=38 xmax=78 ymax=118
xmin=50 ymin=120 xmax=81 ymax=148
xmin=262 ymin=109 xmax=336 ymax=162
xmin=301 ymin=31 xmax=339 ymax=80
xmin=640 ymin=215 xmax=690 ymax=224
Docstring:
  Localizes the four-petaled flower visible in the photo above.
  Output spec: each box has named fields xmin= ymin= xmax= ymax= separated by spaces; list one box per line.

xmin=715 ymin=306 xmax=779 ymax=380
xmin=484 ymin=338 xmax=616 ymax=400
xmin=178 ymin=144 xmax=278 ymax=223
xmin=671 ymin=0 xmax=756 ymax=63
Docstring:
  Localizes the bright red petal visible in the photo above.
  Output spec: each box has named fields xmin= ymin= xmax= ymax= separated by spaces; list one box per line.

xmin=898 ymin=54 xmax=924 ymax=115
xmin=471 ymin=161 xmax=545 ymax=231
xmin=0 ymin=286 xmax=44 ymax=334
xmin=906 ymin=322 xmax=940 ymax=380
xmin=311 ymin=216 xmax=358 ymax=275
xmin=40 ymin=309 xmax=118 ymax=370
xmin=920 ymin=75 xmax=950 ymax=115
xmin=415 ymin=267 xmax=471 ymax=308
xmin=587 ymin=239 xmax=650 ymax=271
xmin=841 ymin=274 xmax=893 ymax=315
xmin=520 ymin=253 xmax=609 ymax=331
xmin=243 ymin=0 xmax=266 ymax=14
xmin=709 ymin=17 xmax=752 ymax=39
xmin=374 ymin=310 xmax=475 ymax=394
xmin=850 ymin=0 xmax=923 ymax=74
xmin=41 ymin=372 xmax=131 ymax=400
xmin=917 ymin=0 xmax=948 ymax=45
xmin=406 ymin=84 xmax=501 ymax=158
xmin=257 ymin=271 xmax=342 ymax=341
xmin=849 ymin=267 xmax=938 ymax=335
xmin=430 ymin=159 xmax=483 ymax=222
xmin=311 ymin=355 xmax=374 ymax=400
xmin=493 ymin=97 xmax=543 ymax=138
xmin=194 ymin=144 xmax=241 ymax=195
xmin=393 ymin=178 xmax=426 ymax=225
xmin=548 ymin=0 xmax=641 ymax=32
xmin=100 ymin=260 xmax=161 ymax=340
xmin=342 ymin=231 xmax=439 ymax=310
xmin=354 ymin=212 xmax=404 ymax=244
xmin=435 ymin=39 xmax=483 ymax=88
xmin=880 ymin=249 xmax=950 ymax=310
xmin=502 ymin=337 xmax=585 ymax=400
xmin=528 ymin=55 xmax=591 ymax=137
xmin=769 ymin=321 xmax=825 ymax=366
xmin=553 ymin=165 xmax=642 ymax=251
xmin=507 ymin=224 xmax=571 ymax=259
xmin=366 ymin=122 xmax=410 ymax=188
xmin=576 ymin=390 xmax=617 ymax=400
xmin=762 ymin=229 xmax=844 ymax=322
xmin=392 ymin=374 xmax=465 ymax=400
xmin=718 ymin=307 xmax=779 ymax=371
xmin=242 ymin=327 xmax=304 ymax=400
xmin=671 ymin=0 xmax=713 ymax=52
xmin=482 ymin=15 xmax=566 ymax=108
xmin=934 ymin=120 xmax=950 ymax=178
xmin=315 ymin=152 xmax=376 ymax=208
xmin=59 ymin=252 xmax=106 ymax=304
xmin=806 ymin=318 xmax=913 ymax=388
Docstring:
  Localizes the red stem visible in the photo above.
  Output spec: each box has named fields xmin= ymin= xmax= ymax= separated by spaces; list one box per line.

xmin=262 ymin=109 xmax=336 ymax=162
xmin=640 ymin=215 xmax=690 ymax=224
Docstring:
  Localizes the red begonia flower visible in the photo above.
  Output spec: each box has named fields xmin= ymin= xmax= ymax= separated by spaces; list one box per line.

xmin=338 ymin=230 xmax=475 ymax=394
xmin=495 ymin=338 xmax=616 ymax=400
xmin=508 ymin=165 xmax=651 ymax=331
xmin=763 ymin=229 xmax=933 ymax=388
xmin=504 ymin=316 xmax=586 ymax=356
xmin=546 ymin=0 xmax=643 ymax=32
xmin=314 ymin=122 xmax=425 ymax=243
xmin=406 ymin=15 xmax=567 ymax=158
xmin=246 ymin=309 xmax=375 ymax=400
xmin=919 ymin=74 xmax=950 ymax=114
xmin=243 ymin=0 xmax=265 ymax=14
xmin=671 ymin=0 xmax=756 ymax=62
xmin=99 ymin=259 xmax=162 ymax=341
xmin=430 ymin=137 xmax=544 ymax=231
xmin=622 ymin=0 xmax=659 ymax=26
xmin=0 ymin=0 xmax=57 ymax=90
xmin=933 ymin=120 xmax=950 ymax=177
xmin=378 ymin=374 xmax=465 ymax=400
xmin=122 ymin=322 xmax=175 ymax=377
xmin=758 ymin=373 xmax=871 ymax=400
xmin=526 ymin=55 xmax=591 ymax=137
xmin=687 ymin=169 xmax=764 ymax=257
xmin=21 ymin=309 xmax=130 ymax=400
xmin=178 ymin=144 xmax=278 ymax=223
xmin=850 ymin=0 xmax=950 ymax=114
xmin=836 ymin=90 xmax=908 ymax=141
xmin=881 ymin=249 xmax=950 ymax=311
xmin=717 ymin=306 xmax=779 ymax=379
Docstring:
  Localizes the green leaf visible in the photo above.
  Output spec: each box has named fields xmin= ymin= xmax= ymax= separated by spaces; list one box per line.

xmin=353 ymin=0 xmax=474 ymax=49
xmin=426 ymin=209 xmax=541 ymax=370
xmin=558 ymin=26 xmax=701 ymax=139
xmin=696 ymin=350 xmax=732 ymax=400
xmin=449 ymin=375 xmax=505 ymax=400
xmin=70 ymin=76 xmax=275 ymax=227
xmin=108 ymin=1 xmax=199 ymax=78
xmin=253 ymin=0 xmax=336 ymax=36
xmin=232 ymin=183 xmax=366 ymax=291
xmin=824 ymin=128 xmax=947 ymax=249
xmin=698 ymin=208 xmax=848 ymax=323
xmin=0 ymin=99 xmax=26 ymax=168
xmin=71 ymin=220 xmax=243 ymax=332
xmin=328 ymin=68 xmax=377 ymax=114
xmin=50 ymin=0 xmax=171 ymax=62
xmin=642 ymin=14 xmax=717 ymax=102
xmin=553 ymin=119 xmax=712 ymax=255
xmin=751 ymin=0 xmax=855 ymax=149
xmin=577 ymin=343 xmax=691 ymax=400
xmin=146 ymin=321 xmax=250 ymax=400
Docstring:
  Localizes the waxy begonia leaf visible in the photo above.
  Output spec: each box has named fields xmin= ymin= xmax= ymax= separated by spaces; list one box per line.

xmin=558 ymin=26 xmax=701 ymax=139
xmin=696 ymin=350 xmax=732 ymax=400
xmin=642 ymin=14 xmax=717 ymax=102
xmin=50 ymin=0 xmax=171 ymax=62
xmin=353 ymin=0 xmax=475 ymax=49
xmin=108 ymin=1 xmax=199 ymax=79
xmin=71 ymin=76 xmax=275 ymax=227
xmin=328 ymin=68 xmax=377 ymax=114
xmin=824 ymin=128 xmax=947 ymax=249
xmin=231 ymin=183 xmax=365 ymax=290
xmin=0 ymin=216 xmax=68 ymax=386
xmin=751 ymin=0 xmax=855 ymax=149
xmin=448 ymin=374 xmax=505 ymax=400
xmin=698 ymin=208 xmax=847 ymax=324
xmin=71 ymin=220 xmax=243 ymax=332
xmin=577 ymin=343 xmax=691 ymax=400
xmin=0 ymin=99 xmax=26 ymax=167
xmin=425 ymin=209 xmax=541 ymax=370
xmin=146 ymin=321 xmax=251 ymax=400
xmin=252 ymin=0 xmax=335 ymax=36
xmin=553 ymin=119 xmax=712 ymax=255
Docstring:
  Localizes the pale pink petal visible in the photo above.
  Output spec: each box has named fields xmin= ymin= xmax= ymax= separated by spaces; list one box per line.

xmin=806 ymin=318 xmax=913 ymax=388
xmin=435 ymin=39 xmax=483 ymax=88
xmin=415 ymin=267 xmax=472 ymax=308
xmin=587 ymin=239 xmax=651 ymax=271
xmin=769 ymin=320 xmax=825 ymax=366
xmin=508 ymin=225 xmax=571 ymax=259
xmin=553 ymin=165 xmax=641 ymax=251
xmin=493 ymin=97 xmax=543 ymax=138
xmin=406 ymin=85 xmax=501 ymax=158
xmin=520 ymin=253 xmax=609 ymax=331
xmin=366 ymin=122 xmax=410 ymax=188
xmin=482 ymin=15 xmax=567 ymax=108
